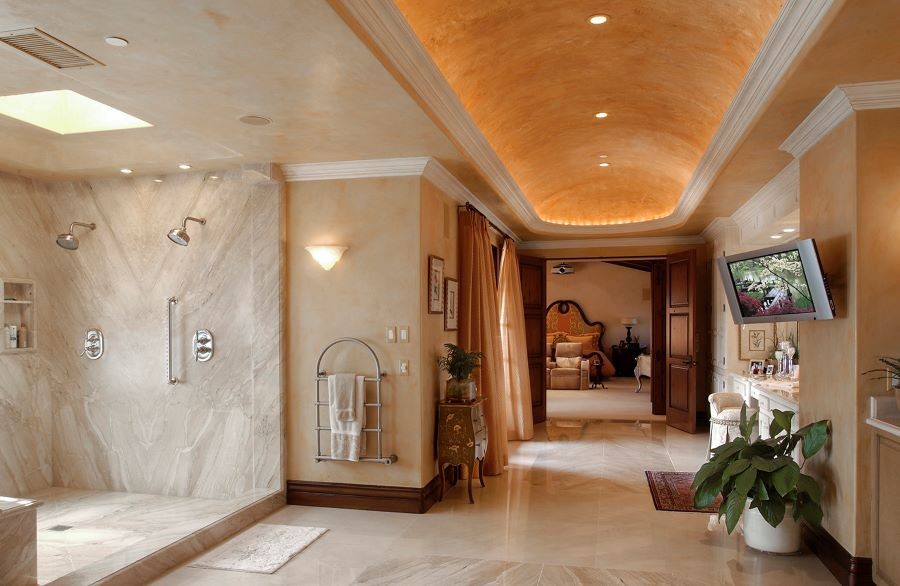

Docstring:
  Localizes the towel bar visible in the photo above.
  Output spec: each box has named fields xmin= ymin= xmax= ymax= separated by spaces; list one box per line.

xmin=314 ymin=337 xmax=397 ymax=465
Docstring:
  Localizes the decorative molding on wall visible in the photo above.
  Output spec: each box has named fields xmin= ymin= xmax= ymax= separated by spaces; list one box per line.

xmin=701 ymin=217 xmax=739 ymax=244
xmin=517 ymin=235 xmax=705 ymax=251
xmin=281 ymin=157 xmax=519 ymax=241
xmin=286 ymin=476 xmax=441 ymax=514
xmin=780 ymin=80 xmax=900 ymax=158
xmin=802 ymin=522 xmax=874 ymax=586
xmin=336 ymin=0 xmax=834 ymax=236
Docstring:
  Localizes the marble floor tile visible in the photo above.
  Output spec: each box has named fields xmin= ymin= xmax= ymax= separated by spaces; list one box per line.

xmin=153 ymin=420 xmax=836 ymax=586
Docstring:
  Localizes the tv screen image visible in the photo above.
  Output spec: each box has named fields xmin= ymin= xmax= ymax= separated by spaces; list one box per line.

xmin=717 ymin=239 xmax=835 ymax=325
xmin=726 ymin=249 xmax=815 ymax=318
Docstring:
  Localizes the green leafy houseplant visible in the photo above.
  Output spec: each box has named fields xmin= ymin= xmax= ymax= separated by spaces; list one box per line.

xmin=692 ymin=405 xmax=830 ymax=534
xmin=438 ymin=344 xmax=483 ymax=402
xmin=862 ymin=356 xmax=900 ymax=386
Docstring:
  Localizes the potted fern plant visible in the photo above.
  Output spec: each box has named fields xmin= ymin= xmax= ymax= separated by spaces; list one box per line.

xmin=863 ymin=356 xmax=900 ymax=409
xmin=438 ymin=343 xmax=483 ymax=402
xmin=692 ymin=405 xmax=830 ymax=553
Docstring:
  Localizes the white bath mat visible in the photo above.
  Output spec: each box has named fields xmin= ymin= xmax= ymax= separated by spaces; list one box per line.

xmin=190 ymin=523 xmax=327 ymax=574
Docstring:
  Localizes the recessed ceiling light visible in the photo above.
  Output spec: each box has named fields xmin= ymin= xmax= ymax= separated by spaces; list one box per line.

xmin=588 ymin=14 xmax=609 ymax=25
xmin=597 ymin=162 xmax=610 ymax=167
xmin=770 ymin=234 xmax=783 ymax=239
xmin=152 ymin=178 xmax=163 ymax=183
xmin=594 ymin=112 xmax=608 ymax=119
xmin=598 ymin=154 xmax=608 ymax=158
xmin=178 ymin=163 xmax=192 ymax=170
xmin=209 ymin=175 xmax=220 ymax=180
xmin=104 ymin=36 xmax=129 ymax=47
xmin=782 ymin=228 xmax=796 ymax=233
xmin=119 ymin=168 xmax=133 ymax=174
xmin=239 ymin=115 xmax=272 ymax=126
xmin=0 ymin=90 xmax=151 ymax=135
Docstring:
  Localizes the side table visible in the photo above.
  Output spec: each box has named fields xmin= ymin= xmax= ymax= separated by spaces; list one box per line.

xmin=437 ymin=399 xmax=487 ymax=504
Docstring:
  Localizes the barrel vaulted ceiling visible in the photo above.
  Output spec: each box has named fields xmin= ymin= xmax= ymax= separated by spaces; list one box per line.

xmin=391 ymin=0 xmax=784 ymax=228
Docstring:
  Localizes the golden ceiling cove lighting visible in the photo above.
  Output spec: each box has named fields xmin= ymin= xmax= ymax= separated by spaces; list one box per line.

xmin=597 ymin=162 xmax=610 ymax=167
xmin=588 ymin=14 xmax=609 ymax=25
xmin=594 ymin=112 xmax=608 ymax=119
xmin=0 ymin=90 xmax=151 ymax=135
xmin=306 ymin=245 xmax=347 ymax=271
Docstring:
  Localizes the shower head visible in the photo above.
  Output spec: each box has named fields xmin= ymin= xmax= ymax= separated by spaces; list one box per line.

xmin=167 ymin=216 xmax=206 ymax=246
xmin=56 ymin=222 xmax=96 ymax=250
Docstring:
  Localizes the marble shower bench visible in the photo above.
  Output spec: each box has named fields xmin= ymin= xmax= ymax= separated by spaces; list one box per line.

xmin=0 ymin=496 xmax=41 ymax=586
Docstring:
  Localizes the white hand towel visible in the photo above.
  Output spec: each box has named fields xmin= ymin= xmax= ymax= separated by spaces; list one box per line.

xmin=329 ymin=374 xmax=367 ymax=461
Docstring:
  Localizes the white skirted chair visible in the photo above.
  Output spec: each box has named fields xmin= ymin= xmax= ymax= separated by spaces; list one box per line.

xmin=707 ymin=392 xmax=748 ymax=458
xmin=548 ymin=342 xmax=590 ymax=390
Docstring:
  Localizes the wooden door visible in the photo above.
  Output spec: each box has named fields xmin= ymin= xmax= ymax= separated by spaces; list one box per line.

xmin=518 ymin=255 xmax=546 ymax=424
xmin=666 ymin=250 xmax=700 ymax=433
xmin=650 ymin=260 xmax=667 ymax=416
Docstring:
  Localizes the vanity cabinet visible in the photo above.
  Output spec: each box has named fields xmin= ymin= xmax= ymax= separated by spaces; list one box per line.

xmin=867 ymin=396 xmax=900 ymax=585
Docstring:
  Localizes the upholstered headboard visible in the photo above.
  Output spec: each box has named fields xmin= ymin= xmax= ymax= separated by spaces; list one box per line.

xmin=546 ymin=300 xmax=606 ymax=353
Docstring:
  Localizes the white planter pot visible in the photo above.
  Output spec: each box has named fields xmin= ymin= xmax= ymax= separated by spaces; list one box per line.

xmin=743 ymin=500 xmax=802 ymax=554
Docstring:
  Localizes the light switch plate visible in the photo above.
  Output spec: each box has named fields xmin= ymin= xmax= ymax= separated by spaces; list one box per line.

xmin=399 ymin=326 xmax=410 ymax=343
xmin=386 ymin=326 xmax=396 ymax=343
xmin=399 ymin=359 xmax=409 ymax=376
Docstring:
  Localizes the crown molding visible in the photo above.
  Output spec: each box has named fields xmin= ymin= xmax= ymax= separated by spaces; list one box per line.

xmin=335 ymin=0 xmax=833 ymax=236
xmin=281 ymin=157 xmax=520 ymax=241
xmin=517 ymin=235 xmax=705 ymax=251
xmin=780 ymin=80 xmax=900 ymax=158
xmin=701 ymin=217 xmax=740 ymax=244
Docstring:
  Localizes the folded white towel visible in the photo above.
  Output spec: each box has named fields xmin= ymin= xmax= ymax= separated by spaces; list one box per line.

xmin=328 ymin=374 xmax=367 ymax=461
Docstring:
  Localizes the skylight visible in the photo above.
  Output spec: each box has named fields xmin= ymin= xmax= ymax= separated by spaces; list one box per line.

xmin=0 ymin=89 xmax=151 ymax=134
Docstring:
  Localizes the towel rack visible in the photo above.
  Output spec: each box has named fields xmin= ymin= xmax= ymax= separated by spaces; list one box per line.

xmin=314 ymin=337 xmax=397 ymax=465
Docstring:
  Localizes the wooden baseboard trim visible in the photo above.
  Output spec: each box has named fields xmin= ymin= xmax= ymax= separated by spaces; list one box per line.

xmin=286 ymin=475 xmax=441 ymax=514
xmin=802 ymin=523 xmax=873 ymax=586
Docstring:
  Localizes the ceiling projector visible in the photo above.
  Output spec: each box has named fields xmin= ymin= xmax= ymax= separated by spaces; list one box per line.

xmin=551 ymin=263 xmax=575 ymax=275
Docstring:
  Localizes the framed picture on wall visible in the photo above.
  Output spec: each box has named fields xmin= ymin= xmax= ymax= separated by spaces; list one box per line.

xmin=739 ymin=323 xmax=774 ymax=360
xmin=428 ymin=255 xmax=445 ymax=314
xmin=444 ymin=277 xmax=458 ymax=331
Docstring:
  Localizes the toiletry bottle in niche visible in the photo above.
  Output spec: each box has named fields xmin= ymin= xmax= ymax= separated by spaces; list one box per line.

xmin=6 ymin=324 xmax=17 ymax=349
xmin=18 ymin=324 xmax=27 ymax=348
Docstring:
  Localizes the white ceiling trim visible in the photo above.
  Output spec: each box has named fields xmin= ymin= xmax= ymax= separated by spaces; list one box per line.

xmin=281 ymin=157 xmax=520 ymax=241
xmin=335 ymin=0 xmax=834 ymax=236
xmin=780 ymin=80 xmax=900 ymax=158
xmin=701 ymin=159 xmax=799 ymax=244
xmin=517 ymin=235 xmax=705 ymax=251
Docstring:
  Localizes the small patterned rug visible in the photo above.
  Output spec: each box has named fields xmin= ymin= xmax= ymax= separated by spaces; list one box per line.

xmin=189 ymin=523 xmax=327 ymax=574
xmin=645 ymin=471 xmax=722 ymax=513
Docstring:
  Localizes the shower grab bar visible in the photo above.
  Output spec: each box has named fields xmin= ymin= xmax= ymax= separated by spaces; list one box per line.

xmin=166 ymin=296 xmax=177 ymax=385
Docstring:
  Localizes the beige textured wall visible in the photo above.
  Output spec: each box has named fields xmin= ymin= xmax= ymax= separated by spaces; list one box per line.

xmin=418 ymin=179 xmax=458 ymax=485
xmin=546 ymin=262 xmax=651 ymax=352
xmin=798 ymin=115 xmax=860 ymax=554
xmin=287 ymin=177 xmax=425 ymax=487
xmin=855 ymin=109 xmax=900 ymax=556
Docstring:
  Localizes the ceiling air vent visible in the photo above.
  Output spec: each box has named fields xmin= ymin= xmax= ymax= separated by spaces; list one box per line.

xmin=0 ymin=27 xmax=102 ymax=69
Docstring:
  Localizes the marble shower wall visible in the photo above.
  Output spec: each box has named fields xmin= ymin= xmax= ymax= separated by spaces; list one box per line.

xmin=0 ymin=168 xmax=283 ymax=499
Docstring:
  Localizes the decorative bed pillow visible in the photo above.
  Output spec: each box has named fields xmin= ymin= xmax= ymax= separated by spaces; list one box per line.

xmin=556 ymin=356 xmax=581 ymax=369
xmin=565 ymin=333 xmax=599 ymax=355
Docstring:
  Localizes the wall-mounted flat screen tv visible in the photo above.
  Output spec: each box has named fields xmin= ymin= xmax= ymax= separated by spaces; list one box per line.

xmin=717 ymin=239 xmax=835 ymax=324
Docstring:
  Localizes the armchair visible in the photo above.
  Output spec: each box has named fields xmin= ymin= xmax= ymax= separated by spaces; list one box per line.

xmin=548 ymin=342 xmax=590 ymax=390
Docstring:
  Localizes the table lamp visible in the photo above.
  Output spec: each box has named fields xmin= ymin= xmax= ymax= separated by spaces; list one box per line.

xmin=621 ymin=317 xmax=637 ymax=343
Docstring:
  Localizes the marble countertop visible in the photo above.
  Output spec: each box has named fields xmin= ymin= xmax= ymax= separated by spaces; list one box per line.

xmin=867 ymin=395 xmax=900 ymax=438
xmin=735 ymin=373 xmax=800 ymax=406
xmin=0 ymin=495 xmax=41 ymax=517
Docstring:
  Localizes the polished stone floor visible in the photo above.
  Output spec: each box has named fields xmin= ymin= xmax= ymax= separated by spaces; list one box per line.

xmin=547 ymin=377 xmax=664 ymax=422
xmin=29 ymin=486 xmax=277 ymax=585
xmin=154 ymin=420 xmax=836 ymax=585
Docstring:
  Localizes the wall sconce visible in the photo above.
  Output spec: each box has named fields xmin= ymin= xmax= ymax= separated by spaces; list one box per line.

xmin=305 ymin=245 xmax=347 ymax=271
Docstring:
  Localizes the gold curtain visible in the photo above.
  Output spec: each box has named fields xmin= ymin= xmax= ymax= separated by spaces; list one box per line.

xmin=458 ymin=209 xmax=508 ymax=475
xmin=498 ymin=239 xmax=535 ymax=441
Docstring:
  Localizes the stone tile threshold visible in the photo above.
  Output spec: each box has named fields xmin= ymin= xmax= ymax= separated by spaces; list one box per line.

xmin=41 ymin=488 xmax=283 ymax=586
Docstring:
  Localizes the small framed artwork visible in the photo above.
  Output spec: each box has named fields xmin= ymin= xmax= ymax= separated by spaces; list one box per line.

xmin=428 ymin=255 xmax=445 ymax=314
xmin=765 ymin=364 xmax=775 ymax=377
xmin=739 ymin=323 xmax=774 ymax=360
xmin=444 ymin=278 xmax=458 ymax=331
xmin=748 ymin=360 xmax=765 ymax=376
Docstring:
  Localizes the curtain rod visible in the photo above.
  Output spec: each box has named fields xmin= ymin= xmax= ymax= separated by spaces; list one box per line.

xmin=458 ymin=202 xmax=511 ymax=242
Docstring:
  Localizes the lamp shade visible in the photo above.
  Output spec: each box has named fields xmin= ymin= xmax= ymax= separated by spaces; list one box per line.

xmin=305 ymin=245 xmax=347 ymax=270
xmin=621 ymin=317 xmax=638 ymax=326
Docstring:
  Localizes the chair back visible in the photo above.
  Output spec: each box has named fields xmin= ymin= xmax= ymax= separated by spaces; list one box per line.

xmin=555 ymin=342 xmax=582 ymax=359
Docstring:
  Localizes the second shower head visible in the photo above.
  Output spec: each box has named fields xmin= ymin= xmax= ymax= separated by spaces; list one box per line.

xmin=167 ymin=216 xmax=206 ymax=246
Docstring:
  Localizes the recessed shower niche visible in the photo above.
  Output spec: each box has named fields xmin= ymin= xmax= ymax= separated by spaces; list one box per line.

xmin=1 ymin=277 xmax=35 ymax=353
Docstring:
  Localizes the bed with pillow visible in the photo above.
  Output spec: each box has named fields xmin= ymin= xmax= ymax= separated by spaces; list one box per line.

xmin=545 ymin=300 xmax=616 ymax=387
